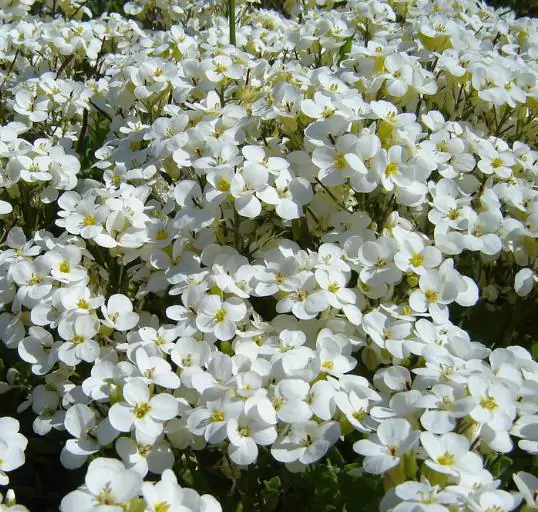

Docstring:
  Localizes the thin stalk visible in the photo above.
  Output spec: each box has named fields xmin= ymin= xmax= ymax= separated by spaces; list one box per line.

xmin=229 ymin=0 xmax=236 ymax=46
xmin=314 ymin=178 xmax=348 ymax=211
xmin=0 ymin=49 xmax=20 ymax=97
xmin=76 ymin=108 xmax=88 ymax=155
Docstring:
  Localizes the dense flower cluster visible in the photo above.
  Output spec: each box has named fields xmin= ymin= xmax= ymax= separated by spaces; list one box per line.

xmin=0 ymin=0 xmax=538 ymax=509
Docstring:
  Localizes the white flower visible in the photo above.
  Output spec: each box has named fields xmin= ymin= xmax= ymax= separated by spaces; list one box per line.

xmin=314 ymin=269 xmax=355 ymax=309
xmin=353 ymin=418 xmax=420 ymax=474
xmin=101 ymin=294 xmax=139 ymax=331
xmin=108 ymin=378 xmax=179 ymax=439
xmin=82 ymin=360 xmax=136 ymax=403
xmin=393 ymin=230 xmax=442 ymax=275
xmin=42 ymin=246 xmax=87 ymax=283
xmin=334 ymin=390 xmax=372 ymax=433
xmin=272 ymin=420 xmax=340 ymax=465
xmin=515 ymin=268 xmax=536 ymax=297
xmin=409 ymin=269 xmax=459 ymax=323
xmin=134 ymin=347 xmax=181 ymax=389
xmin=242 ymin=145 xmax=289 ymax=176
xmin=419 ymin=384 xmax=474 ymax=434
xmin=13 ymin=90 xmax=49 ymax=123
xmin=420 ymin=431 xmax=483 ymax=477
xmin=0 ymin=200 xmax=12 ymax=215
xmin=196 ymin=294 xmax=247 ymax=341
xmin=187 ymin=396 xmax=243 ymax=444
xmin=60 ymin=404 xmax=117 ymax=469
xmin=58 ymin=315 xmax=101 ymax=366
xmin=60 ymin=458 xmax=142 ymax=511
xmin=18 ymin=326 xmax=61 ymax=375
xmin=141 ymin=469 xmax=222 ymax=512
xmin=227 ymin=410 xmax=277 ymax=466
xmin=59 ymin=286 xmax=104 ymax=315
xmin=10 ymin=258 xmax=52 ymax=305
xmin=269 ymin=378 xmax=313 ymax=424
xmin=115 ymin=430 xmax=174 ymax=477
xmin=0 ymin=418 xmax=26 ymax=486
xmin=312 ymin=134 xmax=366 ymax=186
xmin=465 ymin=489 xmax=521 ymax=512
xmin=392 ymin=480 xmax=459 ymax=512
xmin=0 ymin=488 xmax=29 ymax=511
xmin=7 ymin=155 xmax=52 ymax=183
xmin=276 ymin=272 xmax=328 ymax=320
xmin=358 ymin=238 xmax=401 ymax=287
xmin=513 ymin=471 xmax=538 ymax=510
xmin=230 ymin=165 xmax=268 ymax=219
xmin=467 ymin=375 xmax=516 ymax=431
xmin=316 ymin=328 xmax=356 ymax=376
xmin=257 ymin=169 xmax=313 ymax=220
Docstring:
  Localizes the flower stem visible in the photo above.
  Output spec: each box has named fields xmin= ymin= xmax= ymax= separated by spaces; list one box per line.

xmin=229 ymin=0 xmax=236 ymax=46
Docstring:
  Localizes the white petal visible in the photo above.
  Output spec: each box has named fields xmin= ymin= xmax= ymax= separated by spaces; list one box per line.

xmin=150 ymin=393 xmax=179 ymax=421
xmin=108 ymin=404 xmax=134 ymax=433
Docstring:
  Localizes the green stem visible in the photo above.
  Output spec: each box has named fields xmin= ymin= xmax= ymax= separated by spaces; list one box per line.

xmin=229 ymin=0 xmax=236 ymax=46
xmin=314 ymin=178 xmax=348 ymax=211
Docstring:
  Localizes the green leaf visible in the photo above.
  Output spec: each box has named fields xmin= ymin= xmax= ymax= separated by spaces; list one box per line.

xmin=263 ymin=476 xmax=281 ymax=493
xmin=532 ymin=342 xmax=538 ymax=361
xmin=490 ymin=455 xmax=513 ymax=478
xmin=338 ymin=34 xmax=354 ymax=64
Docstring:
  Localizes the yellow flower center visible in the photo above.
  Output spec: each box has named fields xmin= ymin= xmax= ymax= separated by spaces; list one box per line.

xmin=322 ymin=107 xmax=335 ymax=118
xmin=352 ymin=410 xmax=366 ymax=420
xmin=296 ymin=289 xmax=307 ymax=301
xmin=436 ymin=141 xmax=448 ymax=152
xmin=436 ymin=451 xmax=455 ymax=466
xmin=134 ymin=402 xmax=151 ymax=419
xmin=154 ymin=502 xmax=170 ymax=512
xmin=409 ymin=252 xmax=425 ymax=267
xmin=83 ymin=215 xmax=96 ymax=226
xmin=485 ymin=507 xmax=504 ymax=512
xmin=491 ymin=158 xmax=504 ymax=168
xmin=210 ymin=410 xmax=225 ymax=422
xmin=334 ymin=152 xmax=347 ymax=169
xmin=72 ymin=334 xmax=85 ymax=344
xmin=97 ymin=487 xmax=115 ymax=505
xmin=425 ymin=290 xmax=439 ymax=304
xmin=385 ymin=162 xmax=399 ymax=177
xmin=275 ymin=273 xmax=285 ymax=285
xmin=448 ymin=208 xmax=460 ymax=220
xmin=216 ymin=178 xmax=230 ymax=192
xmin=328 ymin=283 xmax=340 ymax=293
xmin=77 ymin=298 xmax=90 ymax=309
xmin=322 ymin=360 xmax=334 ymax=370
xmin=29 ymin=273 xmax=43 ymax=286
xmin=58 ymin=261 xmax=71 ymax=273
xmin=480 ymin=395 xmax=497 ymax=411
xmin=272 ymin=398 xmax=283 ymax=410
xmin=214 ymin=308 xmax=227 ymax=322
xmin=156 ymin=229 xmax=168 ymax=240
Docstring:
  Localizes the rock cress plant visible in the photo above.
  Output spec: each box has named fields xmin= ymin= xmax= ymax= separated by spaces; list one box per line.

xmin=0 ymin=0 xmax=537 ymax=509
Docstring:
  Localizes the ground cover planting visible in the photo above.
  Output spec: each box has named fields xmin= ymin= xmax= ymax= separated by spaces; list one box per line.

xmin=1 ymin=0 xmax=538 ymax=510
